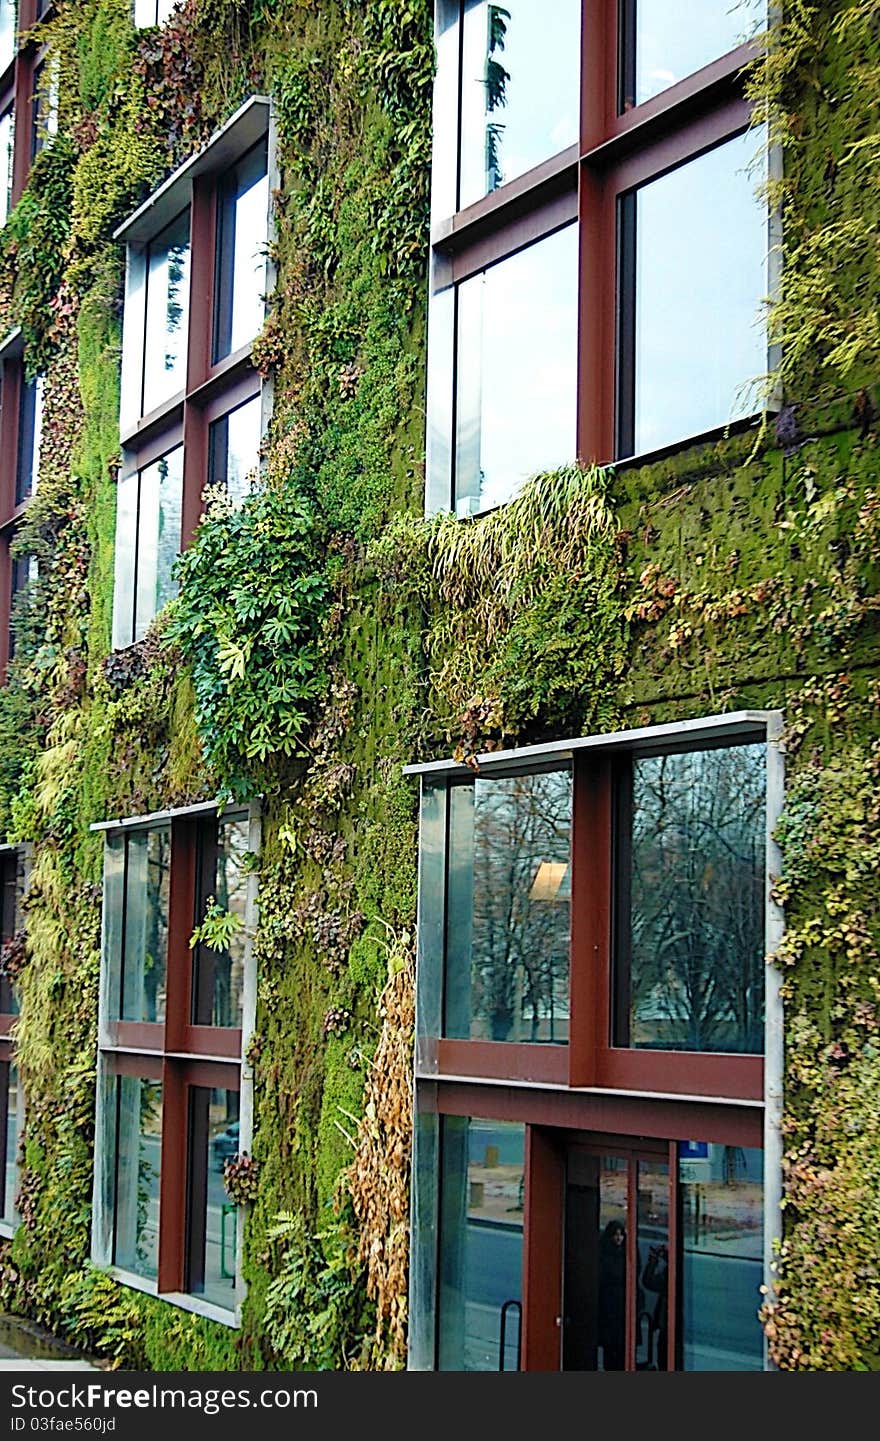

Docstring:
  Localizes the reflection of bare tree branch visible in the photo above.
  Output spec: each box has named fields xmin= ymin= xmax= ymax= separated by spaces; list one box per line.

xmin=470 ymin=770 xmax=571 ymax=1042
xmin=628 ymin=746 xmax=765 ymax=1052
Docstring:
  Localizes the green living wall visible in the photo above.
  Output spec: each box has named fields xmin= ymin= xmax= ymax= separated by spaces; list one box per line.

xmin=0 ymin=0 xmax=877 ymax=1371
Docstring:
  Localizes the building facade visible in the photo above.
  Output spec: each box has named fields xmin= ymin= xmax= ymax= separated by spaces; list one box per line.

xmin=0 ymin=0 xmax=876 ymax=1373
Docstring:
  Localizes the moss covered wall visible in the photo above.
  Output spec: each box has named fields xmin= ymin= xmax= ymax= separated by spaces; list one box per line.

xmin=0 ymin=0 xmax=876 ymax=1372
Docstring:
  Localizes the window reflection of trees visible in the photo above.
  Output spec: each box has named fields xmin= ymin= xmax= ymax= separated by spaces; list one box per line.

xmin=627 ymin=745 xmax=765 ymax=1053
xmin=470 ymin=770 xmax=571 ymax=1043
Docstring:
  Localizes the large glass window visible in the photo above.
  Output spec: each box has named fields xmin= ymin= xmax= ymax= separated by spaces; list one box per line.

xmin=0 ymin=1 xmax=15 ymax=75
xmin=0 ymin=847 xmax=25 ymax=1016
xmin=97 ymin=807 xmax=252 ymax=1314
xmin=0 ymin=103 xmax=13 ymax=228
xmin=619 ymin=129 xmax=767 ymax=458
xmin=458 ymin=0 xmax=580 ymax=208
xmin=445 ymin=768 xmax=572 ymax=1043
xmin=620 ymin=0 xmax=765 ymax=111
xmin=115 ymin=102 xmax=270 ymax=651
xmin=213 ymin=138 xmax=269 ymax=363
xmin=427 ymin=0 xmax=768 ymax=509
xmin=613 ymin=741 xmax=766 ymax=1055
xmin=678 ymin=1142 xmax=764 ymax=1370
xmin=112 ymin=446 xmax=183 ymax=649
xmin=185 ymin=1086 xmax=240 ymax=1308
xmin=192 ymin=815 xmax=249 ymax=1029
xmin=0 ymin=1062 xmax=20 ymax=1227
xmin=207 ymin=394 xmax=261 ymax=505
xmin=106 ymin=826 xmax=170 ymax=1025
xmin=15 ymin=374 xmax=43 ymax=505
xmin=437 ymin=1117 xmax=524 ymax=1370
xmin=111 ymin=1074 xmax=162 ymax=1281
xmin=454 ymin=224 xmax=578 ymax=515
xmin=142 ymin=210 xmax=191 ymax=416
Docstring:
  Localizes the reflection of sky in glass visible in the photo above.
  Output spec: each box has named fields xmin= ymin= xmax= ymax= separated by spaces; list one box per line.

xmin=209 ymin=395 xmax=261 ymax=506
xmin=134 ymin=0 xmax=177 ymax=23
xmin=113 ymin=1076 xmax=162 ymax=1281
xmin=633 ymin=129 xmax=767 ymax=456
xmin=0 ymin=1 xmax=14 ymax=73
xmin=0 ymin=107 xmax=14 ymax=228
xmin=3 ymin=1064 xmax=19 ymax=1222
xmin=215 ymin=144 xmax=269 ymax=360
xmin=143 ymin=210 xmax=191 ymax=415
xmin=194 ymin=1087 xmax=239 ymax=1309
xmin=134 ymin=446 xmax=183 ymax=641
xmin=456 ymin=223 xmax=577 ymax=514
xmin=633 ymin=0 xmax=765 ymax=107
xmin=460 ymin=0 xmax=579 ymax=208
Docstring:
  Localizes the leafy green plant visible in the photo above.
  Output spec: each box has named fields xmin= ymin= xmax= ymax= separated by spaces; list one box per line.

xmin=189 ymin=896 xmax=242 ymax=953
xmin=168 ymin=484 xmax=329 ymax=797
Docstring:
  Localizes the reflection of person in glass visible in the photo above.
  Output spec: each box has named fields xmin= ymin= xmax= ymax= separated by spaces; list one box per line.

xmin=640 ymin=1242 xmax=669 ymax=1370
xmin=598 ymin=1219 xmax=626 ymax=1370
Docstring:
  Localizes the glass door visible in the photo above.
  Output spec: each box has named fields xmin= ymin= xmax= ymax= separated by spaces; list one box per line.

xmin=558 ymin=1137 xmax=763 ymax=1371
xmin=561 ymin=1141 xmax=669 ymax=1371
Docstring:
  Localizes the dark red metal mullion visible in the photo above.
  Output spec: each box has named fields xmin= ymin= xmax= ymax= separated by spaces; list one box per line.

xmin=521 ymin=1125 xmax=563 ymax=1372
xmin=10 ymin=52 xmax=35 ymax=206
xmin=435 ymin=1038 xmax=567 ymax=1085
xmin=180 ymin=1058 xmax=240 ymax=1091
xmin=667 ymin=1139 xmax=679 ymax=1372
xmin=178 ymin=1024 xmax=242 ymax=1060
xmin=165 ymin=818 xmax=196 ymax=1055
xmin=448 ymin=182 xmax=578 ymax=284
xmin=105 ymin=1051 xmax=163 ymax=1081
xmin=577 ymin=161 xmax=615 ymax=465
xmin=434 ymin=1081 xmax=764 ymax=1150
xmin=607 ymin=94 xmax=751 ymax=193
xmin=111 ymin=1021 xmax=164 ymax=1052
xmin=156 ymin=1060 xmax=186 ymax=1294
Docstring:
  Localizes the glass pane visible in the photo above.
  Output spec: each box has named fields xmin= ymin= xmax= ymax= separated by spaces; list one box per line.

xmin=120 ymin=827 xmax=170 ymax=1024
xmin=208 ymin=394 xmax=261 ymax=506
xmin=192 ymin=815 xmax=249 ymax=1028
xmin=455 ymin=223 xmax=577 ymax=514
xmin=112 ymin=1075 xmax=162 ymax=1281
xmin=134 ymin=445 xmax=183 ymax=642
xmin=0 ymin=106 xmax=13 ymax=229
xmin=187 ymin=1086 xmax=240 ymax=1310
xmin=626 ymin=0 xmax=765 ymax=110
xmin=213 ymin=139 xmax=269 ymax=362
xmin=596 ymin=1159 xmax=628 ymax=1370
xmin=102 ymin=835 xmax=125 ymax=1022
xmin=636 ymin=1159 xmax=669 ymax=1370
xmin=0 ymin=850 xmax=24 ymax=1016
xmin=437 ymin=1117 xmax=524 ymax=1371
xmin=445 ymin=769 xmax=572 ymax=1043
xmin=16 ymin=376 xmax=44 ymax=505
xmin=0 ymin=1 xmax=15 ymax=74
xmin=142 ymin=209 xmax=191 ymax=415
xmin=459 ymin=0 xmax=580 ymax=208
xmin=679 ymin=1143 xmax=764 ymax=1370
xmin=616 ymin=742 xmax=766 ymax=1054
xmin=1 ymin=1063 xmax=20 ymax=1222
xmin=112 ymin=470 xmax=139 ymax=649
xmin=629 ymin=129 xmax=767 ymax=456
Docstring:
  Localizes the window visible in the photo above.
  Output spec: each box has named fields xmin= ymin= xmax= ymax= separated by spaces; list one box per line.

xmin=407 ymin=713 xmax=782 ymax=1372
xmin=0 ymin=334 xmax=40 ymax=680
xmin=0 ymin=0 xmax=16 ymax=77
xmin=112 ymin=97 xmax=271 ymax=650
xmin=410 ymin=711 xmax=779 ymax=1098
xmin=426 ymin=0 xmax=769 ymax=514
xmin=0 ymin=845 xmax=25 ymax=1234
xmin=93 ymin=802 xmax=257 ymax=1317
xmin=29 ymin=54 xmax=58 ymax=160
xmin=0 ymin=98 xmax=13 ymax=226
xmin=133 ymin=0 xmax=177 ymax=27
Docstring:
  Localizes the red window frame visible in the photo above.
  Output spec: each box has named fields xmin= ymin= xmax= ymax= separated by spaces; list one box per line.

xmin=432 ymin=737 xmax=766 ymax=1104
xmin=430 ymin=0 xmax=762 ymax=514
xmin=101 ymin=809 xmax=248 ymax=1300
